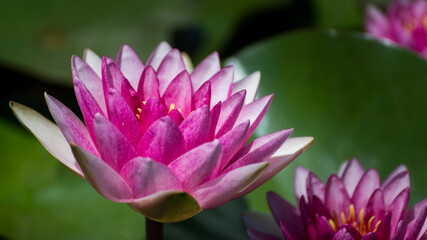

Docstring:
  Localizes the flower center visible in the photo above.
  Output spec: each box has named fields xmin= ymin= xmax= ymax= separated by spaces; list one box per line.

xmin=327 ymin=204 xmax=381 ymax=236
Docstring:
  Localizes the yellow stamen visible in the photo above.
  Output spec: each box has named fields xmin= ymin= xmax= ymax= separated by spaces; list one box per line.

xmin=177 ymin=108 xmax=182 ymax=113
xmin=142 ymin=101 xmax=146 ymax=105
xmin=341 ymin=212 xmax=347 ymax=224
xmin=373 ymin=220 xmax=381 ymax=232
xmin=137 ymin=108 xmax=142 ymax=113
xmin=135 ymin=114 xmax=140 ymax=120
xmin=423 ymin=15 xmax=427 ymax=31
xmin=348 ymin=204 xmax=356 ymax=222
xmin=367 ymin=216 xmax=375 ymax=232
xmin=328 ymin=219 xmax=337 ymax=232
xmin=169 ymin=103 xmax=176 ymax=113
xmin=359 ymin=208 xmax=365 ymax=233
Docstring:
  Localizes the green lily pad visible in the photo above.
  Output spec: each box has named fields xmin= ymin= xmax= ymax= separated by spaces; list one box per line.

xmin=229 ymin=30 xmax=427 ymax=212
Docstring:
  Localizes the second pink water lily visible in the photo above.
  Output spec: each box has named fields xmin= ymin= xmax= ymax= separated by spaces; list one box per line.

xmin=11 ymin=42 xmax=313 ymax=222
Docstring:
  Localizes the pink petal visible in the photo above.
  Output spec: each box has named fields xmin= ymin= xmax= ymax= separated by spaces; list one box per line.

xmin=241 ymin=212 xmax=284 ymax=239
xmin=105 ymin=88 xmax=142 ymax=147
xmin=308 ymin=172 xmax=326 ymax=203
xmin=119 ymin=157 xmax=181 ymax=198
xmin=316 ymin=216 xmax=336 ymax=240
xmin=45 ymin=94 xmax=98 ymax=156
xmin=224 ymin=129 xmax=293 ymax=173
xmin=146 ymin=41 xmax=172 ymax=70
xmin=365 ymin=5 xmax=391 ymax=39
xmin=232 ymin=71 xmax=260 ymax=105
xmin=10 ymin=101 xmax=83 ymax=177
xmin=340 ymin=158 xmax=365 ymax=197
xmin=405 ymin=203 xmax=427 ymax=240
xmin=352 ymin=169 xmax=380 ymax=213
xmin=137 ymin=66 xmax=160 ymax=101
xmin=294 ymin=166 xmax=310 ymax=202
xmin=168 ymin=108 xmax=184 ymax=125
xmin=387 ymin=188 xmax=410 ymax=235
xmin=137 ymin=116 xmax=186 ymax=165
xmin=83 ymin=48 xmax=102 ymax=77
xmin=73 ymin=77 xmax=104 ymax=141
xmin=116 ymin=44 xmax=144 ymax=90
xmin=139 ymin=97 xmax=167 ymax=133
xmin=178 ymin=105 xmax=211 ymax=149
xmin=168 ymin=140 xmax=222 ymax=191
xmin=209 ymin=101 xmax=221 ymax=139
xmin=325 ymin=175 xmax=352 ymax=224
xmin=267 ymin=192 xmax=306 ymax=240
xmin=215 ymin=90 xmax=246 ymax=138
xmin=157 ymin=49 xmax=186 ymax=95
xmin=72 ymin=55 xmax=106 ymax=113
xmin=238 ymin=137 xmax=314 ymax=197
xmin=217 ymin=120 xmax=250 ymax=172
xmin=192 ymin=162 xmax=268 ymax=209
xmin=234 ymin=94 xmax=273 ymax=143
xmin=70 ymin=144 xmax=133 ymax=202
xmin=209 ymin=66 xmax=234 ymax=106
xmin=190 ymin=51 xmax=221 ymax=92
xmin=162 ymin=70 xmax=193 ymax=117
xmin=101 ymin=56 xmax=124 ymax=93
xmin=404 ymin=198 xmax=427 ymax=240
xmin=332 ymin=228 xmax=355 ymax=240
xmin=193 ymin=81 xmax=211 ymax=109
xmin=365 ymin=190 xmax=385 ymax=227
xmin=375 ymin=212 xmax=391 ymax=240
xmin=381 ymin=166 xmax=410 ymax=208
xmin=93 ymin=113 xmax=137 ymax=171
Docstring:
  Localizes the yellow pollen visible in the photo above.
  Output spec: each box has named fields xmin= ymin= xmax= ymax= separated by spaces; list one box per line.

xmin=137 ymin=108 xmax=142 ymax=113
xmin=135 ymin=114 xmax=140 ymax=120
xmin=373 ymin=220 xmax=381 ymax=232
xmin=359 ymin=208 xmax=365 ymax=231
xmin=367 ymin=216 xmax=375 ymax=232
xmin=348 ymin=204 xmax=356 ymax=222
xmin=328 ymin=219 xmax=337 ymax=232
xmin=341 ymin=212 xmax=347 ymax=224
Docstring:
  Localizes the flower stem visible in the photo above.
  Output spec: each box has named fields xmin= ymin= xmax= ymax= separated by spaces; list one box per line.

xmin=145 ymin=217 xmax=163 ymax=240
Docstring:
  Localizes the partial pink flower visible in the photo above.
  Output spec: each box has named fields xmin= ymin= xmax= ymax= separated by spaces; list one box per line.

xmin=365 ymin=0 xmax=427 ymax=58
xmin=10 ymin=42 xmax=313 ymax=223
xmin=243 ymin=158 xmax=427 ymax=240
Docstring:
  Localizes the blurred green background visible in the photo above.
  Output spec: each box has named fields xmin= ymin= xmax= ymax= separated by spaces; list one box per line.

xmin=1 ymin=0 xmax=426 ymax=239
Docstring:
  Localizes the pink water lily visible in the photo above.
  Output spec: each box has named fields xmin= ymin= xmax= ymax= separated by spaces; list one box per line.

xmin=243 ymin=159 xmax=427 ymax=240
xmin=10 ymin=42 xmax=313 ymax=223
xmin=365 ymin=0 xmax=427 ymax=58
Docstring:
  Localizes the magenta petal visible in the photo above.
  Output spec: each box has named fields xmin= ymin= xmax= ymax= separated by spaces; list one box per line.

xmin=294 ymin=166 xmax=310 ymax=202
xmin=168 ymin=108 xmax=184 ymax=125
xmin=404 ymin=198 xmax=427 ymax=240
xmin=93 ymin=113 xmax=137 ymax=171
xmin=192 ymin=162 xmax=268 ymax=209
xmin=387 ymin=188 xmax=410 ymax=235
xmin=146 ymin=41 xmax=172 ymax=70
xmin=215 ymin=90 xmax=246 ymax=138
xmin=340 ymin=158 xmax=365 ymax=197
xmin=381 ymin=166 xmax=410 ymax=208
xmin=178 ymin=105 xmax=211 ymax=149
xmin=225 ymin=129 xmax=293 ymax=173
xmin=405 ymin=204 xmax=427 ymax=240
xmin=217 ymin=120 xmax=250 ymax=172
xmin=391 ymin=220 xmax=405 ymax=240
xmin=190 ymin=51 xmax=221 ymax=92
xmin=332 ymin=228 xmax=355 ymax=240
xmin=119 ymin=157 xmax=181 ymax=198
xmin=209 ymin=102 xmax=221 ymax=139
xmin=105 ymin=88 xmax=141 ymax=147
xmin=116 ymin=44 xmax=144 ymax=90
xmin=137 ymin=116 xmax=186 ymax=165
xmin=365 ymin=190 xmax=385 ymax=226
xmin=325 ymin=175 xmax=352 ymax=224
xmin=45 ymin=94 xmax=98 ymax=156
xmin=157 ymin=49 xmax=186 ymax=95
xmin=361 ymin=233 xmax=378 ymax=240
xmin=232 ymin=71 xmax=260 ymax=105
xmin=162 ymin=70 xmax=193 ymax=117
xmin=139 ymin=97 xmax=167 ymax=133
xmin=72 ymin=55 xmax=106 ymax=113
xmin=71 ymin=145 xmax=133 ymax=202
xmin=234 ymin=94 xmax=273 ymax=143
xmin=308 ymin=172 xmax=326 ymax=203
xmin=73 ymin=78 xmax=104 ymax=140
xmin=193 ymin=81 xmax=211 ymax=109
xmin=351 ymin=169 xmax=380 ymax=213
xmin=102 ymin=56 xmax=124 ymax=93
xmin=316 ymin=216 xmax=336 ymax=240
xmin=209 ymin=66 xmax=234 ymax=106
xmin=168 ymin=140 xmax=222 ymax=191
xmin=375 ymin=212 xmax=391 ymax=240
xmin=137 ymin=66 xmax=160 ymax=101
xmin=267 ymin=191 xmax=307 ymax=240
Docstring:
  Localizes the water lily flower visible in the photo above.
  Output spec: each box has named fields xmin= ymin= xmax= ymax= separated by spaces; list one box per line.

xmin=365 ymin=0 xmax=427 ymax=58
xmin=243 ymin=158 xmax=427 ymax=239
xmin=10 ymin=42 xmax=313 ymax=223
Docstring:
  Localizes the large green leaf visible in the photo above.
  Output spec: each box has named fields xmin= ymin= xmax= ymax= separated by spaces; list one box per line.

xmin=229 ymin=30 xmax=427 ymax=212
